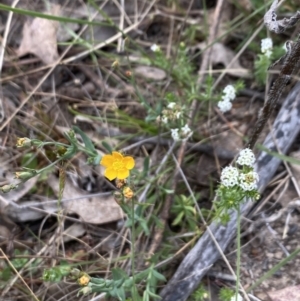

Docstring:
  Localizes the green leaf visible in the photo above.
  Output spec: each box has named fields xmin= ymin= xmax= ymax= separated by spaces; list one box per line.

xmin=172 ymin=212 xmax=184 ymax=226
xmin=42 ymin=267 xmax=64 ymax=282
xmin=140 ymin=220 xmax=150 ymax=236
xmin=1 ymin=267 xmax=11 ymax=281
xmin=112 ymin=268 xmax=128 ymax=282
xmin=146 ymin=290 xmax=162 ymax=299
xmin=21 ymin=153 xmax=38 ymax=169
xmin=184 ymin=206 xmax=196 ymax=213
xmin=143 ymin=157 xmax=150 ymax=177
xmin=102 ymin=141 xmax=113 ymax=153
xmin=161 ymin=188 xmax=175 ymax=194
xmin=131 ymin=285 xmax=142 ymax=301
xmin=143 ymin=291 xmax=150 ymax=301
xmin=93 ymin=154 xmax=101 ymax=165
xmin=61 ymin=144 xmax=78 ymax=159
xmin=113 ymin=287 xmax=126 ymax=301
xmin=73 ymin=126 xmax=96 ymax=153
xmin=151 ymin=269 xmax=166 ymax=282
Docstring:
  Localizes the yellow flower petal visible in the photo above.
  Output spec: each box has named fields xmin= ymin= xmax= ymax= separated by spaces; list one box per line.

xmin=123 ymin=156 xmax=135 ymax=170
xmin=117 ymin=168 xmax=129 ymax=180
xmin=100 ymin=154 xmax=114 ymax=168
xmin=104 ymin=167 xmax=118 ymax=181
xmin=112 ymin=151 xmax=123 ymax=160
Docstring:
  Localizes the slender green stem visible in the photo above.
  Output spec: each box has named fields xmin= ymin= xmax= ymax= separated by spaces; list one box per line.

xmin=39 ymin=141 xmax=69 ymax=148
xmin=37 ymin=158 xmax=62 ymax=174
xmin=131 ymin=198 xmax=136 ymax=285
xmin=76 ymin=144 xmax=97 ymax=157
xmin=236 ymin=207 xmax=241 ymax=301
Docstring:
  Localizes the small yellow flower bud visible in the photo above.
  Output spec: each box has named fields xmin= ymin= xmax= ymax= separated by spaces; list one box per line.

xmin=70 ymin=268 xmax=81 ymax=278
xmin=112 ymin=60 xmax=119 ymax=69
xmin=0 ymin=184 xmax=18 ymax=193
xmin=16 ymin=137 xmax=32 ymax=148
xmin=123 ymin=186 xmax=134 ymax=199
xmin=1 ymin=185 xmax=11 ymax=193
xmin=116 ymin=179 xmax=126 ymax=189
xmin=15 ymin=170 xmax=37 ymax=180
xmin=56 ymin=146 xmax=68 ymax=157
xmin=125 ymin=70 xmax=132 ymax=77
xmin=78 ymin=274 xmax=90 ymax=286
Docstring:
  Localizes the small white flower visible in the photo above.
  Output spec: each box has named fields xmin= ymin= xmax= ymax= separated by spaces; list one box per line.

xmin=230 ymin=293 xmax=243 ymax=301
xmin=151 ymin=44 xmax=160 ymax=52
xmin=261 ymin=38 xmax=273 ymax=57
xmin=175 ymin=111 xmax=182 ymax=119
xmin=218 ymin=100 xmax=232 ymax=113
xmin=220 ymin=166 xmax=239 ymax=187
xmin=223 ymin=85 xmax=236 ymax=101
xmin=264 ymin=49 xmax=272 ymax=58
xmin=236 ymin=148 xmax=256 ymax=167
xmin=162 ymin=116 xmax=168 ymax=124
xmin=171 ymin=128 xmax=180 ymax=141
xmin=239 ymin=171 xmax=259 ymax=191
xmin=261 ymin=38 xmax=273 ymax=51
xmin=181 ymin=124 xmax=192 ymax=135
xmin=180 ymin=124 xmax=193 ymax=140
xmin=167 ymin=102 xmax=176 ymax=109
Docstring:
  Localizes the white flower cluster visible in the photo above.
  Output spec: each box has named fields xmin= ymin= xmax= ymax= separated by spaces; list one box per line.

xmin=220 ymin=166 xmax=239 ymax=187
xmin=261 ymin=38 xmax=273 ymax=58
xmin=217 ymin=85 xmax=236 ymax=113
xmin=220 ymin=148 xmax=259 ymax=191
xmin=223 ymin=85 xmax=236 ymax=101
xmin=239 ymin=171 xmax=259 ymax=191
xmin=171 ymin=124 xmax=193 ymax=141
xmin=236 ymin=148 xmax=255 ymax=166
xmin=150 ymin=44 xmax=161 ymax=52
xmin=158 ymin=102 xmax=182 ymax=125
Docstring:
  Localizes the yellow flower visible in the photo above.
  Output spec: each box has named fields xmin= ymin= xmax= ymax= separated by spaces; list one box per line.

xmin=16 ymin=137 xmax=31 ymax=148
xmin=100 ymin=151 xmax=135 ymax=181
xmin=78 ymin=274 xmax=90 ymax=286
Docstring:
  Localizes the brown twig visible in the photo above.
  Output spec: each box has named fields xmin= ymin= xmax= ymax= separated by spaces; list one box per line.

xmin=248 ymin=46 xmax=299 ymax=148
